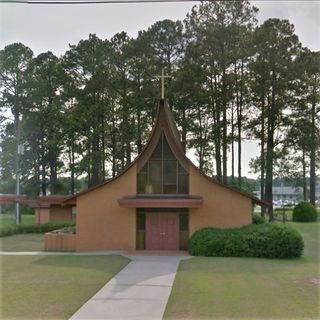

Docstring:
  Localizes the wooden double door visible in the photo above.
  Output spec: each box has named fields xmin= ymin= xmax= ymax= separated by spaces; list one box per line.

xmin=146 ymin=212 xmax=179 ymax=250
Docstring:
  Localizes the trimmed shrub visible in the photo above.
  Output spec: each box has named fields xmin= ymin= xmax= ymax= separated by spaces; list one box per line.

xmin=189 ymin=224 xmax=304 ymax=259
xmin=292 ymin=201 xmax=317 ymax=222
xmin=51 ymin=226 xmax=76 ymax=234
xmin=0 ymin=222 xmax=75 ymax=237
xmin=252 ymin=214 xmax=265 ymax=224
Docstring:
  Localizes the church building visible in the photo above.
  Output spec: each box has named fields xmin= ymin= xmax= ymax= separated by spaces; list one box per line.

xmin=62 ymin=97 xmax=265 ymax=252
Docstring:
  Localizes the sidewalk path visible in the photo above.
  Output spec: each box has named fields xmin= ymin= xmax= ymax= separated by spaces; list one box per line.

xmin=69 ymin=255 xmax=187 ymax=320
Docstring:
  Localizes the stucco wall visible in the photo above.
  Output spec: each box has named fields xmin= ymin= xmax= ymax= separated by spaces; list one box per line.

xmin=76 ymin=164 xmax=137 ymax=252
xmin=35 ymin=208 xmax=50 ymax=224
xmin=189 ymin=165 xmax=252 ymax=236
xmin=50 ymin=205 xmax=73 ymax=222
xmin=45 ymin=232 xmax=76 ymax=251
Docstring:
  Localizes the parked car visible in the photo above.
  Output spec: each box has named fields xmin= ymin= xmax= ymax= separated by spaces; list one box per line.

xmin=283 ymin=200 xmax=295 ymax=207
xmin=273 ymin=200 xmax=283 ymax=209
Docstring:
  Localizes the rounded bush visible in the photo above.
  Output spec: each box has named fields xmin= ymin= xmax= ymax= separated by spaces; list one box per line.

xmin=189 ymin=224 xmax=304 ymax=259
xmin=252 ymin=214 xmax=265 ymax=224
xmin=292 ymin=201 xmax=317 ymax=222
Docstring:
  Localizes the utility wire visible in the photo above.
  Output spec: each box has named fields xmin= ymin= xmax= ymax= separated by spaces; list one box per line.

xmin=1 ymin=0 xmax=202 ymax=4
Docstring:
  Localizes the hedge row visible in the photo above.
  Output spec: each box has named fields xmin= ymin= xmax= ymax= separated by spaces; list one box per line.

xmin=0 ymin=222 xmax=75 ymax=237
xmin=252 ymin=214 xmax=265 ymax=224
xmin=189 ymin=224 xmax=303 ymax=259
xmin=293 ymin=201 xmax=318 ymax=222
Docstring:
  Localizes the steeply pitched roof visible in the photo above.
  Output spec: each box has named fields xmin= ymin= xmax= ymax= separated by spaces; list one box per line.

xmin=62 ymin=99 xmax=268 ymax=207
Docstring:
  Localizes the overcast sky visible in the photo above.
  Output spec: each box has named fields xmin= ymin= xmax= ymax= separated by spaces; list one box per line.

xmin=1 ymin=1 xmax=319 ymax=55
xmin=0 ymin=1 xmax=319 ymax=178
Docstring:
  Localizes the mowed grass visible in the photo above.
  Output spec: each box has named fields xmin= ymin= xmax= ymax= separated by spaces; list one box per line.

xmin=255 ymin=208 xmax=320 ymax=222
xmin=165 ymin=222 xmax=320 ymax=320
xmin=0 ymin=233 xmax=44 ymax=251
xmin=0 ymin=214 xmax=35 ymax=230
xmin=0 ymin=255 xmax=130 ymax=319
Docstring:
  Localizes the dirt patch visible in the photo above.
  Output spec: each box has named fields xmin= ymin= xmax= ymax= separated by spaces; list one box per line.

xmin=310 ymin=277 xmax=320 ymax=286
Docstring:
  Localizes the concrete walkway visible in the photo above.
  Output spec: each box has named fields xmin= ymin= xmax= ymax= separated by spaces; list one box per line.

xmin=69 ymin=255 xmax=187 ymax=320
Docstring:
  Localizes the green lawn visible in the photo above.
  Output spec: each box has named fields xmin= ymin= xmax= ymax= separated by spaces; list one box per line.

xmin=0 ymin=255 xmax=130 ymax=319
xmin=0 ymin=233 xmax=44 ymax=251
xmin=0 ymin=214 xmax=35 ymax=230
xmin=165 ymin=222 xmax=320 ymax=320
xmin=254 ymin=208 xmax=320 ymax=222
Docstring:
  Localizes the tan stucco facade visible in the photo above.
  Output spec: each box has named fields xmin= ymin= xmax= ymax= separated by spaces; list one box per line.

xmin=75 ymin=162 xmax=252 ymax=252
xmin=50 ymin=205 xmax=73 ymax=222
xmin=45 ymin=232 xmax=76 ymax=251
xmin=71 ymin=100 xmax=258 ymax=252
xmin=35 ymin=208 xmax=50 ymax=224
xmin=76 ymin=164 xmax=137 ymax=252
xmin=35 ymin=205 xmax=73 ymax=224
xmin=189 ymin=165 xmax=252 ymax=235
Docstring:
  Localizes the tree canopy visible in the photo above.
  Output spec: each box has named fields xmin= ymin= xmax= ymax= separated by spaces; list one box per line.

xmin=1 ymin=1 xmax=319 ymax=214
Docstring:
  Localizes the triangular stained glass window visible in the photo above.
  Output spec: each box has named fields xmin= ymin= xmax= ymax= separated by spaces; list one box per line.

xmin=163 ymin=134 xmax=175 ymax=160
xmin=150 ymin=136 xmax=162 ymax=159
xmin=137 ymin=131 xmax=189 ymax=194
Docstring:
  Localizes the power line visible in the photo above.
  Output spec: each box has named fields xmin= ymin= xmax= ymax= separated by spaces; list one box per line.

xmin=1 ymin=0 xmax=202 ymax=4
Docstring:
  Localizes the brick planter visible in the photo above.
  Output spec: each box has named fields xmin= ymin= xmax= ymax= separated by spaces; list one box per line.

xmin=45 ymin=231 xmax=76 ymax=252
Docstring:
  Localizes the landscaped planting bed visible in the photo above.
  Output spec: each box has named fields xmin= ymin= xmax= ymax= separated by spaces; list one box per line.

xmin=45 ymin=230 xmax=77 ymax=251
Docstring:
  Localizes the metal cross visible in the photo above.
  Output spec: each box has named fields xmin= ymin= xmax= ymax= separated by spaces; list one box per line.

xmin=154 ymin=69 xmax=171 ymax=99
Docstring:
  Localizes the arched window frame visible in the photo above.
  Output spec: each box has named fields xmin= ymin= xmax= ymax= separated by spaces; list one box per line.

xmin=137 ymin=132 xmax=189 ymax=194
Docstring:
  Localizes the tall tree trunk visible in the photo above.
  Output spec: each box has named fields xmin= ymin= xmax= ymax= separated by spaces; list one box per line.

xmin=33 ymin=157 xmax=41 ymax=196
xmin=231 ymin=101 xmax=235 ymax=180
xmin=181 ymin=107 xmax=187 ymax=154
xmin=237 ymin=61 xmax=244 ymax=186
xmin=197 ymin=107 xmax=204 ymax=171
xmin=265 ymin=83 xmax=276 ymax=222
xmin=101 ymin=118 xmax=106 ymax=180
xmin=302 ymin=148 xmax=307 ymax=201
xmin=92 ymin=132 xmax=100 ymax=187
xmin=309 ymin=86 xmax=316 ymax=205
xmin=260 ymin=140 xmax=265 ymax=217
xmin=41 ymin=142 xmax=46 ymax=196
xmin=260 ymin=93 xmax=266 ymax=217
xmin=137 ymin=109 xmax=142 ymax=154
xmin=222 ymin=69 xmax=228 ymax=185
xmin=265 ymin=123 xmax=274 ymax=221
xmin=14 ymin=110 xmax=21 ymax=224
xmin=126 ymin=139 xmax=131 ymax=167
xmin=136 ymin=79 xmax=143 ymax=154
xmin=70 ymin=141 xmax=75 ymax=195
xmin=87 ymin=139 xmax=91 ymax=188
xmin=111 ymin=106 xmax=117 ymax=178
xmin=49 ymin=158 xmax=58 ymax=194
xmin=212 ymin=75 xmax=222 ymax=182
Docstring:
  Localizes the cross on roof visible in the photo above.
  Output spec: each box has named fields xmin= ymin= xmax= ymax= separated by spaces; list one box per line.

xmin=154 ymin=69 xmax=171 ymax=99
